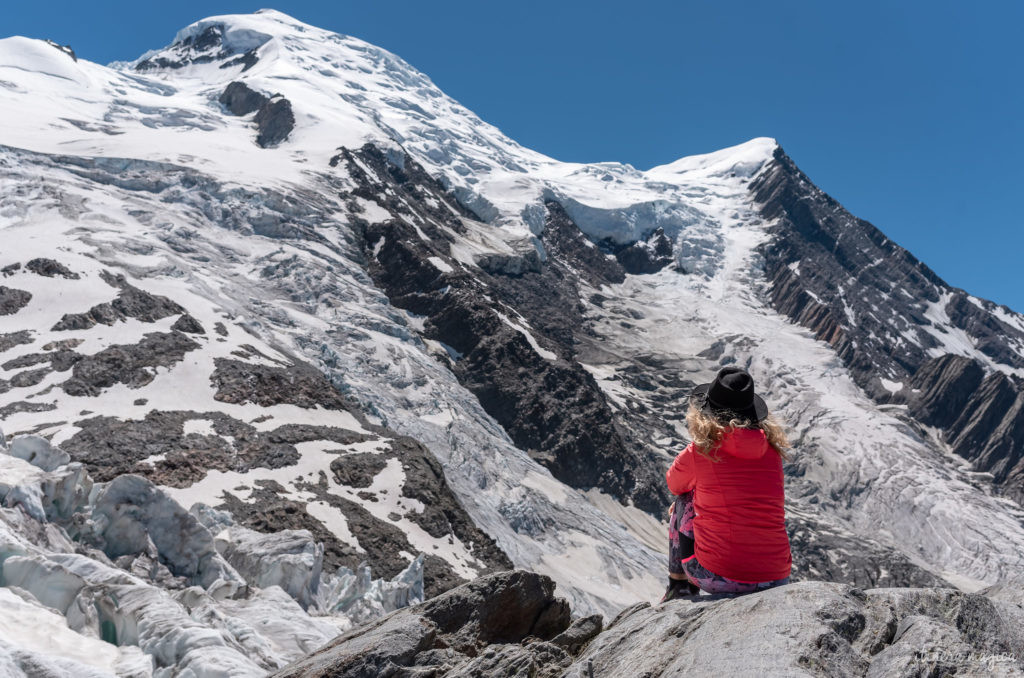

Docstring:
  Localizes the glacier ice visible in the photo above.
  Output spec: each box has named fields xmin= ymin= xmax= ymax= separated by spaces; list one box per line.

xmin=0 ymin=436 xmax=427 ymax=677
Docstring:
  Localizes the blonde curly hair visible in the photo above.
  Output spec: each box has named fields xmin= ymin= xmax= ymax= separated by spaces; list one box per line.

xmin=685 ymin=403 xmax=791 ymax=462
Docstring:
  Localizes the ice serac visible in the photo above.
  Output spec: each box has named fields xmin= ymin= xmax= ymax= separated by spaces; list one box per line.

xmin=0 ymin=435 xmax=427 ymax=676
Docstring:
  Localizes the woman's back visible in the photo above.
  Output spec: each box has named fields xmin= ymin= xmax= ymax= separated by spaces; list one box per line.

xmin=661 ymin=366 xmax=792 ymax=600
xmin=683 ymin=428 xmax=790 ymax=583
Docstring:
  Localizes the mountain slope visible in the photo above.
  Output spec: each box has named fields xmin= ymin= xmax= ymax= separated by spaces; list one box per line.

xmin=1 ymin=9 xmax=1024 ymax=675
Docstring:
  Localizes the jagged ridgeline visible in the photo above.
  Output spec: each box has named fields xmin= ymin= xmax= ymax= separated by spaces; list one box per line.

xmin=1 ymin=8 xmax=1023 ymax=677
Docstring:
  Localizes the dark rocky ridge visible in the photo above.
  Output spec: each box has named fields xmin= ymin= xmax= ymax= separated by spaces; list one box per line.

xmin=752 ymin=145 xmax=1024 ymax=501
xmin=61 ymin=331 xmax=200 ymax=396
xmin=598 ymin=226 xmax=676 ymax=275
xmin=51 ymin=270 xmax=185 ymax=331
xmin=0 ymin=331 xmax=34 ymax=353
xmin=274 ymin=569 xmax=1024 ymax=677
xmin=219 ymin=81 xmax=295 ymax=148
xmin=25 ymin=257 xmax=79 ymax=279
xmin=135 ymin=24 xmax=261 ymax=72
xmin=210 ymin=357 xmax=353 ymax=410
xmin=339 ymin=144 xmax=670 ymax=515
xmin=0 ymin=286 xmax=31 ymax=315
xmin=273 ymin=571 xmax=579 ymax=678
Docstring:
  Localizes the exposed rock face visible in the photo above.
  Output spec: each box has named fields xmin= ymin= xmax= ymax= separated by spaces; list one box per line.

xmin=25 ymin=257 xmax=79 ymax=279
xmin=219 ymin=81 xmax=295 ymax=147
xmin=61 ymin=331 xmax=200 ymax=396
xmin=135 ymin=24 xmax=262 ymax=72
xmin=752 ymin=145 xmax=1024 ymax=500
xmin=210 ymin=357 xmax=353 ymax=409
xmin=51 ymin=271 xmax=185 ymax=330
xmin=0 ymin=331 xmax=33 ymax=353
xmin=902 ymin=354 xmax=985 ymax=427
xmin=272 ymin=570 xmax=578 ymax=678
xmin=219 ymin=80 xmax=268 ymax=115
xmin=276 ymin=571 xmax=1024 ymax=677
xmin=600 ymin=226 xmax=676 ymax=274
xmin=0 ymin=286 xmax=31 ymax=315
xmin=575 ymin=582 xmax=1024 ymax=677
xmin=255 ymin=96 xmax=295 ymax=148
xmin=171 ymin=313 xmax=206 ymax=334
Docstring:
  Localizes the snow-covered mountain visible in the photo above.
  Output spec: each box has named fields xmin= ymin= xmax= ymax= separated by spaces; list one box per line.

xmin=1 ymin=9 xmax=1023 ymax=676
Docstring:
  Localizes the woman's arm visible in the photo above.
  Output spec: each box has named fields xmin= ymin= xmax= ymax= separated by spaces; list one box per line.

xmin=666 ymin=443 xmax=697 ymax=495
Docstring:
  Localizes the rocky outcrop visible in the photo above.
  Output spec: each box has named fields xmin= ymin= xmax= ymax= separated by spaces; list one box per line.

xmin=902 ymin=354 xmax=985 ymax=428
xmin=135 ymin=24 xmax=262 ymax=72
xmin=61 ymin=331 xmax=200 ymax=396
xmin=0 ymin=330 xmax=33 ymax=353
xmin=600 ymin=226 xmax=675 ymax=275
xmin=0 ymin=286 xmax=31 ymax=315
xmin=254 ymin=96 xmax=295 ymax=148
xmin=575 ymin=582 xmax=1024 ymax=677
xmin=219 ymin=81 xmax=295 ymax=147
xmin=25 ymin=257 xmax=79 ymax=279
xmin=219 ymin=81 xmax=268 ymax=116
xmin=51 ymin=271 xmax=186 ymax=330
xmin=171 ymin=313 xmax=206 ymax=334
xmin=276 ymin=570 xmax=1024 ymax=677
xmin=210 ymin=357 xmax=353 ymax=409
xmin=272 ymin=570 xmax=578 ymax=677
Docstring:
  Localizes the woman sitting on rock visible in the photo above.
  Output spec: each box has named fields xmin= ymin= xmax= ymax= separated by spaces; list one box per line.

xmin=662 ymin=366 xmax=792 ymax=601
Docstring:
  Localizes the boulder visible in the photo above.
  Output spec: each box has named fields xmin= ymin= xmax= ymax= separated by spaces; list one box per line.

xmin=276 ymin=574 xmax=1024 ymax=677
xmin=569 ymin=582 xmax=1024 ymax=677
xmin=273 ymin=570 xmax=574 ymax=677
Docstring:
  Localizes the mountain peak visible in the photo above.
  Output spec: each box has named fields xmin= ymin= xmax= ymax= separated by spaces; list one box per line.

xmin=646 ymin=136 xmax=779 ymax=179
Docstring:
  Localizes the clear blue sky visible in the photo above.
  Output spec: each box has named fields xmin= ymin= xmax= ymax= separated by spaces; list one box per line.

xmin=7 ymin=1 xmax=1023 ymax=312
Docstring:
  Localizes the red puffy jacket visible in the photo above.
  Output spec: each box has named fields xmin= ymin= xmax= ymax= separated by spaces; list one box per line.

xmin=666 ymin=428 xmax=791 ymax=583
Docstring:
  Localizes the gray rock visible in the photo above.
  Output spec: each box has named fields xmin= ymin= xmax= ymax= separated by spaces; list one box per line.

xmin=219 ymin=82 xmax=295 ymax=147
xmin=272 ymin=570 xmax=573 ymax=678
xmin=277 ymin=572 xmax=1024 ymax=677
xmin=210 ymin=357 xmax=354 ymax=410
xmin=0 ymin=330 xmax=33 ymax=353
xmin=567 ymin=582 xmax=1024 ymax=677
xmin=51 ymin=273 xmax=185 ymax=331
xmin=0 ymin=286 xmax=31 ymax=315
xmin=255 ymin=96 xmax=295 ymax=148
xmin=219 ymin=81 xmax=268 ymax=116
xmin=171 ymin=313 xmax=206 ymax=334
xmin=550 ymin=614 xmax=603 ymax=655
xmin=61 ymin=331 xmax=199 ymax=396
xmin=25 ymin=257 xmax=79 ymax=279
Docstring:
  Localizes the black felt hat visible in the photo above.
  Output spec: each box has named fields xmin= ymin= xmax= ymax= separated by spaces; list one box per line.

xmin=690 ymin=367 xmax=769 ymax=423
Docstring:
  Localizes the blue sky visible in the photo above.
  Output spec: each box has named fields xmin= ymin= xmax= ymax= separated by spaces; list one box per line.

xmin=7 ymin=1 xmax=1023 ymax=311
